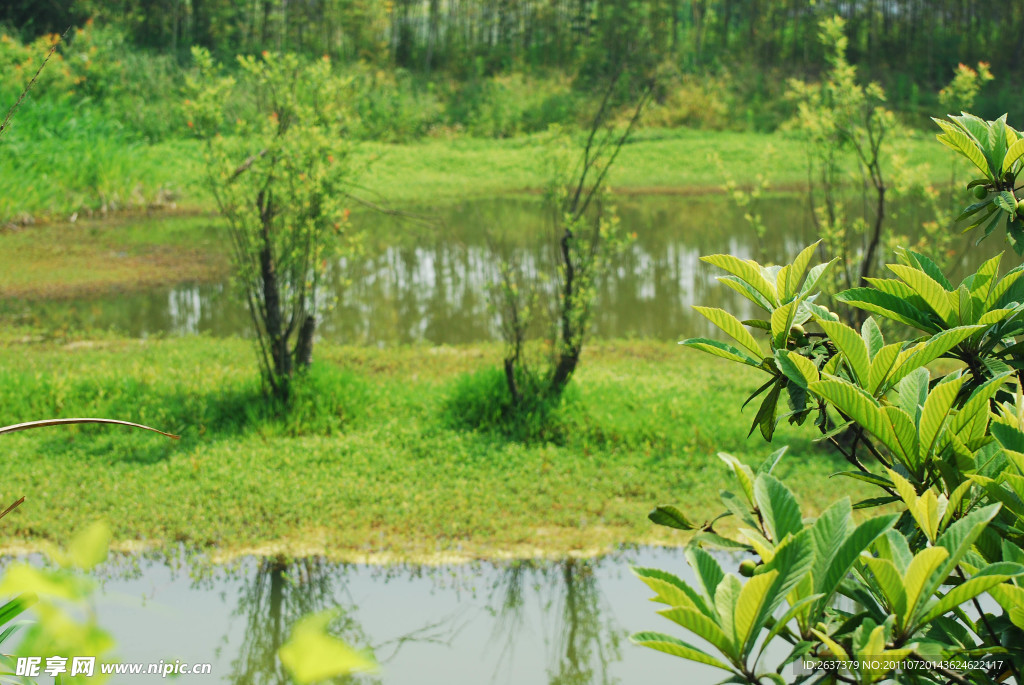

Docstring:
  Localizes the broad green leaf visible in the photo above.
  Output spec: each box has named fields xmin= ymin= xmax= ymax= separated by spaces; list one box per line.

xmin=685 ymin=546 xmax=726 ymax=615
xmin=886 ymin=326 xmax=984 ymax=388
xmin=817 ymin=319 xmax=870 ymax=386
xmin=919 ymin=374 xmax=966 ymax=457
xmin=867 ymin=342 xmax=901 ymax=396
xmin=702 ymin=254 xmax=778 ymax=307
xmin=630 ymin=632 xmax=734 ymax=671
xmin=771 ymin=301 xmax=798 ymax=348
xmin=834 ymin=287 xmax=936 ymax=332
xmin=67 ymin=521 xmax=111 ymax=571
xmin=888 ymin=469 xmax=938 ymax=541
xmin=918 ymin=564 xmax=1024 ymax=625
xmin=934 ymin=503 xmax=1002 ymax=587
xmin=809 ymin=628 xmax=850 ymax=660
xmin=1003 ymin=137 xmax=1024 ymax=173
xmin=875 ymin=529 xmax=913 ymax=572
xmin=781 ymin=242 xmax=821 ymax=299
xmin=987 ymin=267 xmax=1024 ymax=309
xmin=279 ymin=611 xmax=377 ymax=683
xmin=648 ymin=505 xmax=696 ymax=531
xmin=694 ymin=306 xmax=764 ymax=358
xmin=755 ymin=446 xmax=788 ymax=475
xmin=809 ymin=379 xmax=903 ymax=459
xmin=935 ymin=124 xmax=992 ymax=176
xmin=808 ymin=499 xmax=853 ymax=592
xmin=776 ymin=351 xmax=819 ymax=388
xmin=896 ymin=366 xmax=928 ymax=423
xmin=681 ymin=338 xmax=760 ymax=366
xmin=633 ymin=567 xmax=708 ymax=615
xmin=718 ymin=275 xmax=774 ymax=311
xmin=799 ymin=260 xmax=837 ymax=296
xmin=887 ymin=264 xmax=954 ymax=325
xmin=658 ymin=607 xmax=735 ymax=657
xmin=862 ymin=556 xmax=907 ymax=620
xmin=880 ymin=406 xmax=920 ymax=469
xmin=904 ymin=250 xmax=954 ymax=290
xmin=903 ymin=547 xmax=950 ymax=625
xmin=862 ymin=317 xmax=885 ymax=357
xmin=941 ymin=480 xmax=974 ymax=528
xmin=719 ymin=453 xmax=756 ymax=506
xmin=816 ymin=514 xmax=897 ymax=618
xmin=995 ymin=191 xmax=1019 ymax=216
xmin=969 ymin=252 xmax=1002 ymax=303
xmin=715 ymin=574 xmax=742 ymax=645
xmin=735 ymin=569 xmax=779 ymax=651
xmin=754 ymin=474 xmax=803 ymax=543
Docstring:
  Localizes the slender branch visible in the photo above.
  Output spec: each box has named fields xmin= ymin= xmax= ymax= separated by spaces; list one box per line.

xmin=0 ymin=30 xmax=66 ymax=139
xmin=0 ymin=419 xmax=179 ymax=439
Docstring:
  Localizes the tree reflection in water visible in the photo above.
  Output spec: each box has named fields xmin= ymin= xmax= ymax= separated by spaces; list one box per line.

xmin=227 ymin=555 xmax=375 ymax=685
xmin=490 ymin=558 xmax=622 ymax=685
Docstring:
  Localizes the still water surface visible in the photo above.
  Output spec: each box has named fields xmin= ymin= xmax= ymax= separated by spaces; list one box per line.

xmin=79 ymin=546 xmax=733 ymax=685
xmin=6 ymin=194 xmax=997 ymax=344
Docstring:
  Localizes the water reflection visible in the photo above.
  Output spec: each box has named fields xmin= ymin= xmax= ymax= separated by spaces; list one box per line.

xmin=227 ymin=557 xmax=374 ymax=685
xmin=489 ymin=559 xmax=620 ymax=685
xmin=81 ymin=547 xmax=722 ymax=684
xmin=4 ymin=195 xmax=998 ymax=344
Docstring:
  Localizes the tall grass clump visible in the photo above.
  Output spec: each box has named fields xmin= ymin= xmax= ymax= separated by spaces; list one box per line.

xmin=441 ymin=366 xmax=574 ymax=442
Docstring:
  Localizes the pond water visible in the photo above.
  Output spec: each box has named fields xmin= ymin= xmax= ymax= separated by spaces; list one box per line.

xmin=3 ymin=194 xmax=998 ymax=345
xmin=28 ymin=546 xmax=741 ymax=685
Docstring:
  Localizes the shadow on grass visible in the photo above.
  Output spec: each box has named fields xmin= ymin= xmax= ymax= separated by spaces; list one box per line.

xmin=4 ymin=363 xmax=373 ymax=463
xmin=440 ymin=366 xmax=577 ymax=445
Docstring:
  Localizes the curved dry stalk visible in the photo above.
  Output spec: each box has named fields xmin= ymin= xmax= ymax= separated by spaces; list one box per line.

xmin=0 ymin=419 xmax=179 ymax=439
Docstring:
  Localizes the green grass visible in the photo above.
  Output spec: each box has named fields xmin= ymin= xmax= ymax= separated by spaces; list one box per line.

xmin=0 ymin=215 xmax=228 ymax=298
xmin=0 ymin=124 xmax=968 ymax=223
xmin=0 ymin=333 xmax=875 ymax=561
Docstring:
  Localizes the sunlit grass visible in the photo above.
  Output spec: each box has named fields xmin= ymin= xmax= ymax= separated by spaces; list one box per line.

xmin=0 ymin=335 xmax=873 ymax=559
xmin=0 ymin=119 xmax=966 ymax=222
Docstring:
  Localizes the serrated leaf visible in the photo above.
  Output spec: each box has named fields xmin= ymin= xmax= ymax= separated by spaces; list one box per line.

xmin=835 ymin=287 xmax=936 ymax=332
xmin=995 ymin=190 xmax=1019 ymax=214
xmin=658 ymin=607 xmax=736 ymax=657
xmin=888 ymin=264 xmax=954 ymax=325
xmin=734 ymin=569 xmax=779 ymax=650
xmin=886 ymin=326 xmax=984 ymax=389
xmin=754 ymin=474 xmax=803 ymax=543
xmin=771 ymin=301 xmax=797 ymax=348
xmin=775 ymin=351 xmax=819 ymax=388
xmin=903 ymin=547 xmax=950 ymax=624
xmin=809 ymin=379 xmax=904 ymax=458
xmin=703 ymin=254 xmax=778 ymax=307
xmin=1003 ymin=137 xmax=1024 ymax=173
xmin=630 ymin=632 xmax=734 ymax=671
xmin=681 ymin=338 xmax=760 ymax=366
xmin=868 ymin=343 xmax=902 ymax=395
xmin=918 ymin=565 xmax=1024 ymax=625
xmin=694 ymin=306 xmax=764 ymax=358
xmin=817 ymin=318 xmax=870 ymax=386
xmin=862 ymin=556 xmax=907 ymax=619
xmin=936 ymin=126 xmax=992 ymax=176
xmin=782 ymin=242 xmax=821 ymax=299
xmin=633 ymin=566 xmax=709 ymax=615
xmin=920 ymin=374 xmax=966 ymax=457
xmin=648 ymin=505 xmax=696 ymax=531
xmin=685 ymin=545 xmax=727 ymax=614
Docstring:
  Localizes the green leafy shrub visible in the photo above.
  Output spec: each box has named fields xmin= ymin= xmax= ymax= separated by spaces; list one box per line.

xmin=441 ymin=366 xmax=573 ymax=442
xmin=632 ymin=114 xmax=1024 ymax=684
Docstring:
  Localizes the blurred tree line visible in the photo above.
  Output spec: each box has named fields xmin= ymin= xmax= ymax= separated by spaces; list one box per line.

xmin=4 ymin=0 xmax=1023 ymax=84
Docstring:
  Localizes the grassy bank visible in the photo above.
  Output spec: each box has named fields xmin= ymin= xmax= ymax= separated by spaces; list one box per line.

xmin=0 ymin=126 xmax=967 ymax=224
xmin=0 ymin=333 xmax=873 ymax=561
